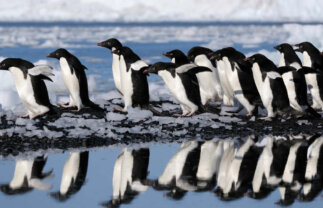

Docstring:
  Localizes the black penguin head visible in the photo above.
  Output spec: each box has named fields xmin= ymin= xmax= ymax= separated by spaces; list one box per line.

xmin=47 ymin=48 xmax=71 ymax=59
xmin=187 ymin=46 xmax=213 ymax=62
xmin=245 ymin=54 xmax=276 ymax=72
xmin=143 ymin=62 xmax=176 ymax=76
xmin=209 ymin=50 xmax=223 ymax=61
xmin=49 ymin=192 xmax=69 ymax=202
xmin=274 ymin=43 xmax=293 ymax=53
xmin=97 ymin=38 xmax=123 ymax=51
xmin=0 ymin=58 xmax=34 ymax=71
xmin=0 ymin=58 xmax=12 ymax=70
xmin=112 ymin=47 xmax=140 ymax=64
xmin=163 ymin=49 xmax=189 ymax=65
xmin=294 ymin=42 xmax=318 ymax=54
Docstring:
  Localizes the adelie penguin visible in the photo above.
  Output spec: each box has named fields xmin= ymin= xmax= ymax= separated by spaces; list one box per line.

xmin=47 ymin=48 xmax=104 ymax=112
xmin=187 ymin=46 xmax=223 ymax=104
xmin=97 ymin=38 xmax=124 ymax=95
xmin=274 ymin=43 xmax=320 ymax=118
xmin=294 ymin=42 xmax=323 ymax=111
xmin=111 ymin=46 xmax=151 ymax=113
xmin=0 ymin=58 xmax=54 ymax=119
xmin=144 ymin=62 xmax=211 ymax=116
xmin=209 ymin=47 xmax=235 ymax=106
xmin=245 ymin=54 xmax=292 ymax=119
xmin=210 ymin=48 xmax=262 ymax=116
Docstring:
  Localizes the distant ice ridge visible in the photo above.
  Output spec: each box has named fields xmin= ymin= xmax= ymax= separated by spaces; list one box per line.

xmin=0 ymin=0 xmax=322 ymax=22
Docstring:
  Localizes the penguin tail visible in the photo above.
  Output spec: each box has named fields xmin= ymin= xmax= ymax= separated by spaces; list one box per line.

xmin=304 ymin=105 xmax=321 ymax=118
xmin=84 ymin=100 xmax=105 ymax=112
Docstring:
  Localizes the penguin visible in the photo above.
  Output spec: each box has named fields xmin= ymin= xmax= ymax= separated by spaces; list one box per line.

xmin=110 ymin=46 xmax=150 ymax=113
xmin=47 ymin=48 xmax=104 ymax=112
xmin=245 ymin=54 xmax=291 ymax=119
xmin=97 ymin=38 xmax=124 ymax=95
xmin=147 ymin=141 xmax=201 ymax=200
xmin=187 ymin=46 xmax=223 ymax=104
xmin=0 ymin=58 xmax=54 ymax=119
xmin=50 ymin=151 xmax=89 ymax=201
xmin=144 ymin=62 xmax=211 ymax=116
xmin=196 ymin=140 xmax=224 ymax=190
xmin=274 ymin=43 xmax=320 ymax=118
xmin=103 ymin=148 xmax=149 ymax=207
xmin=294 ymin=42 xmax=323 ymax=111
xmin=210 ymin=48 xmax=262 ymax=116
xmin=209 ymin=48 xmax=235 ymax=106
xmin=0 ymin=156 xmax=52 ymax=195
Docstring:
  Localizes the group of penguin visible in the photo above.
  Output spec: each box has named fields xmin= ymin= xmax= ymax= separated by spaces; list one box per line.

xmin=1 ymin=38 xmax=323 ymax=120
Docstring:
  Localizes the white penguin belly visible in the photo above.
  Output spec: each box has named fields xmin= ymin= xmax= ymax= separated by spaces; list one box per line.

xmin=10 ymin=67 xmax=49 ymax=118
xmin=159 ymin=71 xmax=198 ymax=114
xmin=282 ymin=72 xmax=302 ymax=111
xmin=252 ymin=64 xmax=274 ymax=116
xmin=112 ymin=54 xmax=122 ymax=94
xmin=195 ymin=55 xmax=223 ymax=103
xmin=217 ymin=60 xmax=233 ymax=105
xmin=305 ymin=74 xmax=323 ymax=109
xmin=60 ymin=58 xmax=82 ymax=109
xmin=119 ymin=56 xmax=133 ymax=109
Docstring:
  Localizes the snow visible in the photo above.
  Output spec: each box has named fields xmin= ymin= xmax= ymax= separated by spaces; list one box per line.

xmin=0 ymin=0 xmax=323 ymax=22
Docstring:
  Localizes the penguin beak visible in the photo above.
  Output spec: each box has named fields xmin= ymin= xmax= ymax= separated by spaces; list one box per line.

xmin=46 ymin=53 xmax=54 ymax=58
xmin=293 ymin=44 xmax=301 ymax=52
xmin=162 ymin=52 xmax=171 ymax=58
xmin=208 ymin=52 xmax=218 ymax=61
xmin=97 ymin=41 xmax=106 ymax=47
xmin=143 ymin=69 xmax=150 ymax=74
xmin=244 ymin=57 xmax=249 ymax=61
xmin=273 ymin=45 xmax=280 ymax=50
xmin=143 ymin=67 xmax=156 ymax=74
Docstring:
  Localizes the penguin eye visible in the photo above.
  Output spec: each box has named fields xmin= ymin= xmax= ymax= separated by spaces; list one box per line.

xmin=300 ymin=45 xmax=303 ymax=49
xmin=56 ymin=53 xmax=59 ymax=56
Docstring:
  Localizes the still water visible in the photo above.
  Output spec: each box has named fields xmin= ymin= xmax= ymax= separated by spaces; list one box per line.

xmin=0 ymin=135 xmax=322 ymax=208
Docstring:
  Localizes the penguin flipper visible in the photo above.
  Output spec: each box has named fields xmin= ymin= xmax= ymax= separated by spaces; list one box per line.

xmin=182 ymin=66 xmax=212 ymax=76
xmin=298 ymin=67 xmax=321 ymax=74
xmin=29 ymin=65 xmax=54 ymax=79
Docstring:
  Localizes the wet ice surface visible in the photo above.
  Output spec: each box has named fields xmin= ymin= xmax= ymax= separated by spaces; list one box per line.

xmin=0 ymin=135 xmax=323 ymax=208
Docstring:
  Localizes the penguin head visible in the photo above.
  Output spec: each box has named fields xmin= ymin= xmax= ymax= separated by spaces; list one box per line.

xmin=187 ymin=46 xmax=213 ymax=62
xmin=0 ymin=58 xmax=12 ymax=70
xmin=274 ymin=43 xmax=293 ymax=53
xmin=294 ymin=42 xmax=317 ymax=53
xmin=209 ymin=50 xmax=223 ymax=61
xmin=0 ymin=58 xmax=34 ymax=71
xmin=143 ymin=62 xmax=176 ymax=76
xmin=163 ymin=49 xmax=189 ymax=65
xmin=47 ymin=48 xmax=71 ymax=59
xmin=245 ymin=54 xmax=276 ymax=72
xmin=97 ymin=38 xmax=122 ymax=52
xmin=112 ymin=47 xmax=140 ymax=64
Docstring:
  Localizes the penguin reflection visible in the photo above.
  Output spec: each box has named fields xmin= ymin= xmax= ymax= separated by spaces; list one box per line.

xmin=300 ymin=136 xmax=323 ymax=201
xmin=102 ymin=148 xmax=149 ymax=208
xmin=147 ymin=141 xmax=201 ymax=200
xmin=0 ymin=156 xmax=52 ymax=195
xmin=50 ymin=151 xmax=89 ymax=201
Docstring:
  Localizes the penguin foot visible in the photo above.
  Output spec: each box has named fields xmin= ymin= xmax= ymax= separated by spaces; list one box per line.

xmin=30 ymin=112 xmax=47 ymax=119
xmin=173 ymin=112 xmax=190 ymax=117
xmin=71 ymin=109 xmax=81 ymax=113
xmin=258 ymin=116 xmax=272 ymax=121
xmin=20 ymin=113 xmax=29 ymax=118
xmin=113 ymin=108 xmax=127 ymax=113
xmin=59 ymin=103 xmax=74 ymax=108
